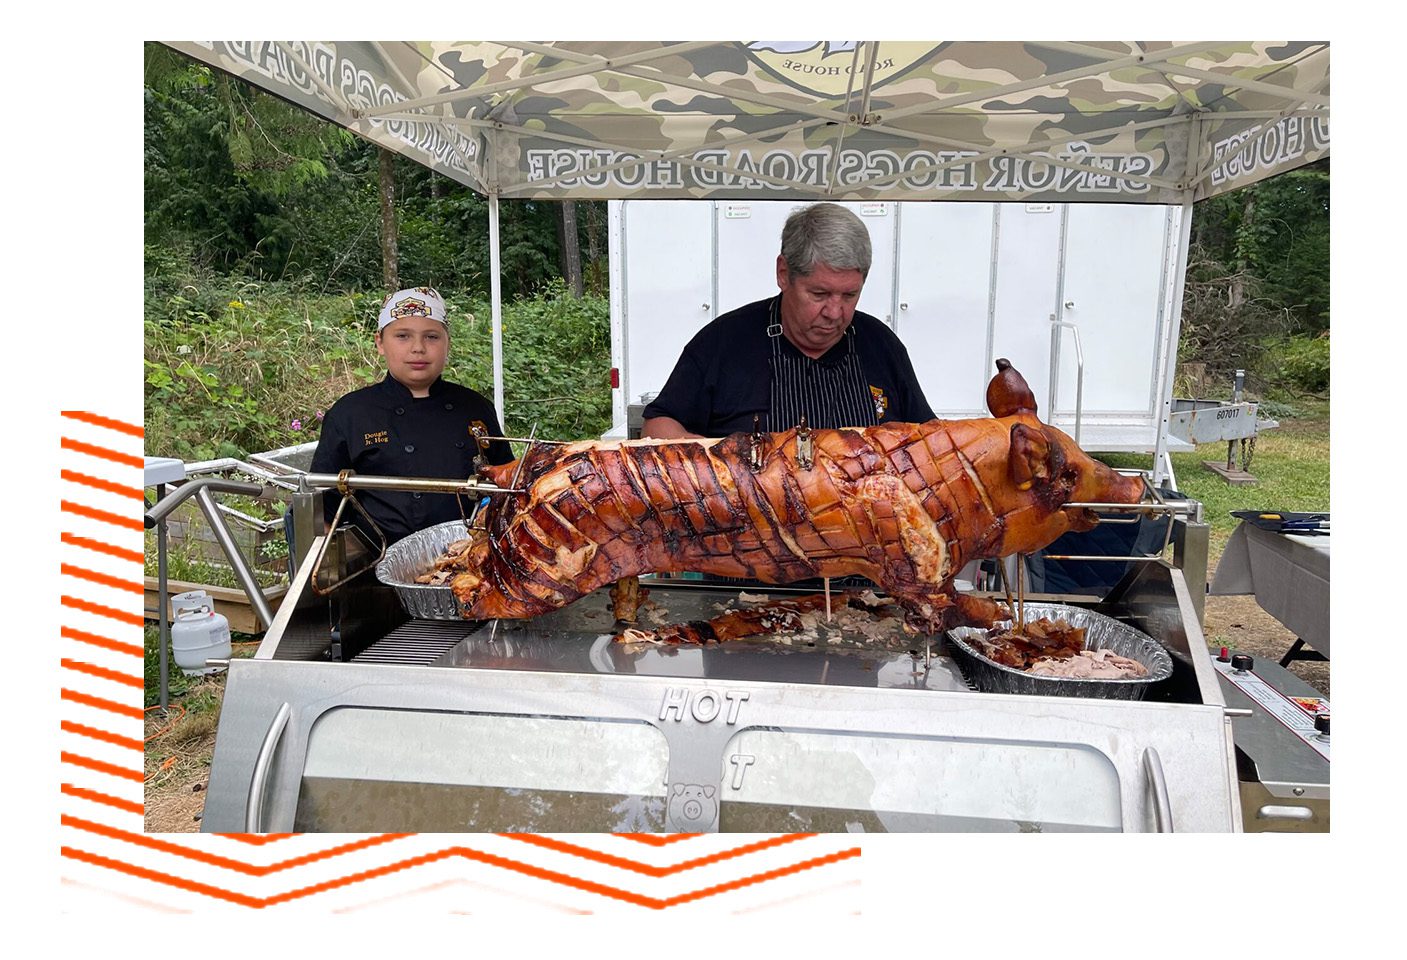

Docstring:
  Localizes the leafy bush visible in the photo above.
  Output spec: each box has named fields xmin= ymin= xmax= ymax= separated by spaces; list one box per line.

xmin=450 ymin=279 xmax=612 ymax=440
xmin=1262 ymin=334 xmax=1330 ymax=394
xmin=1253 ymin=398 xmax=1302 ymax=420
xmin=144 ymin=276 xmax=612 ymax=460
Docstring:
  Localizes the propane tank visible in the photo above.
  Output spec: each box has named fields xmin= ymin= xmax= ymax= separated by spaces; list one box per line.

xmin=170 ymin=592 xmax=232 ymax=676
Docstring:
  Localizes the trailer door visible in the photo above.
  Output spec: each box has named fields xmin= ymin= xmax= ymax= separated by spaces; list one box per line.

xmin=1053 ymin=204 xmax=1175 ymax=424
xmin=893 ymin=203 xmax=998 ymax=417
xmin=715 ymin=201 xmax=897 ymax=328
xmin=988 ymin=204 xmax=1065 ymax=417
xmin=617 ymin=200 xmax=715 ymax=410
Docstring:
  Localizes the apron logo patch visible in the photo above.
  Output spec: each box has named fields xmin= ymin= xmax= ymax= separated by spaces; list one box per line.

xmin=363 ymin=430 xmax=389 ymax=445
xmin=469 ymin=420 xmax=492 ymax=450
xmin=870 ymin=385 xmax=889 ymax=419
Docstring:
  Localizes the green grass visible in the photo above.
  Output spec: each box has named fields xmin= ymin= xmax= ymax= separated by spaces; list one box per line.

xmin=1100 ymin=399 xmax=1329 ymax=565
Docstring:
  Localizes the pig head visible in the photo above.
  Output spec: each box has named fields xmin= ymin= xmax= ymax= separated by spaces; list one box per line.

xmin=956 ymin=357 xmax=1146 ymax=558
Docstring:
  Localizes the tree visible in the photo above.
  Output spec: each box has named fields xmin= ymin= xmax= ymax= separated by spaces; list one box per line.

xmin=557 ymin=201 xmax=584 ymax=298
xmin=379 ymin=147 xmax=399 ymax=290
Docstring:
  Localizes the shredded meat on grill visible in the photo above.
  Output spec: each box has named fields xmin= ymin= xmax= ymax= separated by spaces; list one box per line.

xmin=613 ymin=593 xmax=839 ymax=645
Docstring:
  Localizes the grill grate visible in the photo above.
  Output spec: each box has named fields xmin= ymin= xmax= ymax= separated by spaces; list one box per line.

xmin=351 ymin=619 xmax=477 ymax=665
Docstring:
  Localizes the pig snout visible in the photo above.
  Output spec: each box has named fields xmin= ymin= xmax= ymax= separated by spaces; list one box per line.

xmin=1073 ymin=457 xmax=1145 ymax=508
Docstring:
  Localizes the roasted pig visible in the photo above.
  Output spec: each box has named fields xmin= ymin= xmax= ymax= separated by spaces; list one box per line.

xmin=450 ymin=360 xmax=1144 ymax=630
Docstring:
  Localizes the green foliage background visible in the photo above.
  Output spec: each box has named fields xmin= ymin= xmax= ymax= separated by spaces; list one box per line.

xmin=143 ymin=44 xmax=1329 ymax=460
xmin=144 ymin=268 xmax=611 ymax=461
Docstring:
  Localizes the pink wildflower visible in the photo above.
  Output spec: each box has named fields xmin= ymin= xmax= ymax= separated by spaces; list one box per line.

xmin=291 ymin=419 xmax=302 ymax=431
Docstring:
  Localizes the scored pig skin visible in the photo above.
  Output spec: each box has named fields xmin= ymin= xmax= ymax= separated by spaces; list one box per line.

xmin=452 ymin=361 xmax=1144 ymax=630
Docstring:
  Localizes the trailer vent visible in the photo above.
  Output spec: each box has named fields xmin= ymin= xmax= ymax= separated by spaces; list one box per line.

xmin=350 ymin=619 xmax=475 ymax=665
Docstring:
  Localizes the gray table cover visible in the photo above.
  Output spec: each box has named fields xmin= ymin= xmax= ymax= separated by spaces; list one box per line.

xmin=1211 ymin=521 xmax=1330 ymax=658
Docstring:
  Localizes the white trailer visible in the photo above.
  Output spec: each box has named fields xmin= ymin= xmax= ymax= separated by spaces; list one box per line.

xmin=607 ymin=198 xmax=1194 ymax=484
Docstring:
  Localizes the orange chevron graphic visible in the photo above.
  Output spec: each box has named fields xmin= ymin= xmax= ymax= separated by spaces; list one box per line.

xmin=62 ymin=596 xmax=145 ymax=626
xmin=62 ymin=412 xmax=861 ymax=916
xmin=332 ymin=877 xmax=592 ymax=915
xmin=216 ymin=834 xmax=301 ymax=845
xmin=63 ymin=469 xmax=146 ymax=500
xmin=63 ymin=564 xmax=144 ymax=594
xmin=62 ymin=688 xmax=144 ymax=720
xmin=62 ymin=500 xmax=145 ymax=531
xmin=64 ymin=816 xmax=411 ymax=874
xmin=63 ymin=783 xmax=145 ymax=816
xmin=505 ymin=832 xmax=815 ymax=876
xmin=61 ymin=437 xmax=144 ymax=468
xmin=733 ymin=877 xmax=863 ymax=915
xmin=62 ymin=658 xmax=145 ymax=688
xmin=62 ymin=411 xmax=145 ymax=437
xmin=616 ymin=833 xmax=702 ymax=846
xmin=63 ymin=720 xmax=144 ymax=752
xmin=62 ymin=842 xmax=861 ymax=909
xmin=63 ymin=750 xmax=145 ymax=783
xmin=61 ymin=876 xmax=192 ymax=914
xmin=62 ymin=626 xmax=144 ymax=658
xmin=63 ymin=533 xmax=145 ymax=565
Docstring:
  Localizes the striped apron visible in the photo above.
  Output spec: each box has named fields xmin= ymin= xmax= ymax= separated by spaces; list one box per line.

xmin=765 ymin=296 xmax=880 ymax=432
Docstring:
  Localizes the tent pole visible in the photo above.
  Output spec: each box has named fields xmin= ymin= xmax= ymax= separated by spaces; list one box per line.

xmin=1154 ymin=196 xmax=1195 ymax=491
xmin=490 ymin=189 xmax=505 ymax=421
xmin=1154 ymin=109 xmax=1207 ymax=489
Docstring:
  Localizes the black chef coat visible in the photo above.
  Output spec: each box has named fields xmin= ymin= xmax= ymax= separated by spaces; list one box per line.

xmin=643 ymin=296 xmax=934 ymax=437
xmin=310 ymin=375 xmax=514 ymax=544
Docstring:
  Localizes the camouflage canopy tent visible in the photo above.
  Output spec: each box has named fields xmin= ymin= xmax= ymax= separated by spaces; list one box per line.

xmin=163 ymin=41 xmax=1330 ymax=430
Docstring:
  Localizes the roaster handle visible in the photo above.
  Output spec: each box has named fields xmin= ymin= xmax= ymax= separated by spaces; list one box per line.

xmin=246 ymin=702 xmax=292 ymax=834
xmin=143 ymin=477 xmax=267 ymax=528
xmin=144 ymin=478 xmax=276 ymax=629
xmin=1142 ymin=746 xmax=1174 ymax=833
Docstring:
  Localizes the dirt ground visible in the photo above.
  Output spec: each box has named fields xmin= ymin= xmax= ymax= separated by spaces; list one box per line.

xmin=1202 ymin=593 xmax=1329 ymax=699
xmin=142 ymin=576 xmax=1329 ymax=833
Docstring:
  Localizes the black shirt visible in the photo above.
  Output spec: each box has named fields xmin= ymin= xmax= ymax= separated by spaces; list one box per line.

xmin=642 ymin=297 xmax=935 ymax=437
xmin=310 ymin=375 xmax=514 ymax=544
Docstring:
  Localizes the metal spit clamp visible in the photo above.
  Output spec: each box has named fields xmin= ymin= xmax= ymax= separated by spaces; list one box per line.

xmin=795 ymin=417 xmax=814 ymax=470
xmin=309 ymin=470 xmax=389 ymax=596
xmin=748 ymin=415 xmax=767 ymax=472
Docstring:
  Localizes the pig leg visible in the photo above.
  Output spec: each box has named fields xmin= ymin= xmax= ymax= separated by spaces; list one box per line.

xmin=950 ymin=592 xmax=1011 ymax=630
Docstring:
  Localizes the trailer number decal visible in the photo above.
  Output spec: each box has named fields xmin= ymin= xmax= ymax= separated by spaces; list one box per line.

xmin=658 ymin=687 xmax=750 ymax=724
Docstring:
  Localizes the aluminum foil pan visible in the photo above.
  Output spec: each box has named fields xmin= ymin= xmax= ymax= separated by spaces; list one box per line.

xmin=375 ymin=519 xmax=476 ymax=620
xmin=946 ymin=602 xmax=1172 ymax=700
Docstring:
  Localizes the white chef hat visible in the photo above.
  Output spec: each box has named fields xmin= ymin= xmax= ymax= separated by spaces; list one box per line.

xmin=377 ymin=286 xmax=448 ymax=331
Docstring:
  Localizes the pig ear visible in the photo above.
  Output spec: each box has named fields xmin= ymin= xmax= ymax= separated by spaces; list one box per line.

xmin=1009 ymin=422 xmax=1051 ymax=490
xmin=987 ymin=358 xmax=1038 ymax=417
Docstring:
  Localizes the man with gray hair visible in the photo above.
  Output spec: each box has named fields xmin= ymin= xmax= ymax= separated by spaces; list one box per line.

xmin=642 ymin=202 xmax=934 ymax=438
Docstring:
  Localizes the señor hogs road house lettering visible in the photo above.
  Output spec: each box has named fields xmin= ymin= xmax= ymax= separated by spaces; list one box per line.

xmin=525 ymin=144 xmax=1157 ymax=194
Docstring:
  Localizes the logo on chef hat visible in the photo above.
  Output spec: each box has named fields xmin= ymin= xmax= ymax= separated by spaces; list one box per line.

xmin=379 ymin=286 xmax=448 ymax=330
